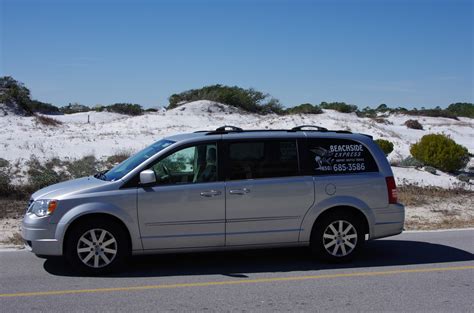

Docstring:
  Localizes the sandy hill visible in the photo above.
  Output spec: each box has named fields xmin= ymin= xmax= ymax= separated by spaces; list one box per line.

xmin=1 ymin=100 xmax=472 ymax=188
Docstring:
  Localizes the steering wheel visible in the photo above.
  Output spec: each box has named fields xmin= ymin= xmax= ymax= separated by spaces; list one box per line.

xmin=161 ymin=163 xmax=170 ymax=176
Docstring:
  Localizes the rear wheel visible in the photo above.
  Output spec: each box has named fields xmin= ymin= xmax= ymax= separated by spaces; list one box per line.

xmin=310 ymin=212 xmax=365 ymax=262
xmin=65 ymin=218 xmax=129 ymax=275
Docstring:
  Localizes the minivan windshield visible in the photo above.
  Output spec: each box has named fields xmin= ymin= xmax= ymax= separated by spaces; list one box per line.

xmin=100 ymin=139 xmax=175 ymax=181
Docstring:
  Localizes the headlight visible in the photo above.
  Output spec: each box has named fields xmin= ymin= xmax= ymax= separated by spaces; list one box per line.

xmin=28 ymin=200 xmax=58 ymax=217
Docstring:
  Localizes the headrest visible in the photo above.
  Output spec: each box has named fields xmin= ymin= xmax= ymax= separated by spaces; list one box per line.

xmin=207 ymin=147 xmax=216 ymax=163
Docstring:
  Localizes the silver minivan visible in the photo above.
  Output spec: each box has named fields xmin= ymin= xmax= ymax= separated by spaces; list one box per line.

xmin=22 ymin=125 xmax=404 ymax=274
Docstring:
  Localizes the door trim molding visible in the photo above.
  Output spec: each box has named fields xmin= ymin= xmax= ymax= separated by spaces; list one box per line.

xmin=145 ymin=219 xmax=225 ymax=227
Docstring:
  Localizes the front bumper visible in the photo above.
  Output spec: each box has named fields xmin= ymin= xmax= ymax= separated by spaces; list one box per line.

xmin=21 ymin=214 xmax=62 ymax=256
xmin=371 ymin=203 xmax=405 ymax=239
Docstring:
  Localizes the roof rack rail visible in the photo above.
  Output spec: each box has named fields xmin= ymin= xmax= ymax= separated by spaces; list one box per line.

xmin=290 ymin=125 xmax=328 ymax=132
xmin=198 ymin=125 xmax=356 ymax=135
xmin=202 ymin=125 xmax=244 ymax=135
xmin=215 ymin=125 xmax=243 ymax=132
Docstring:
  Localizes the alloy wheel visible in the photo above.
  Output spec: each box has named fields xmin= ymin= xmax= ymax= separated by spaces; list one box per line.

xmin=76 ymin=228 xmax=118 ymax=268
xmin=322 ymin=220 xmax=358 ymax=257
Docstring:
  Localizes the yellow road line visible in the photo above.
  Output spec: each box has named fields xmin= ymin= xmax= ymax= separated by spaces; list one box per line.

xmin=1 ymin=265 xmax=473 ymax=298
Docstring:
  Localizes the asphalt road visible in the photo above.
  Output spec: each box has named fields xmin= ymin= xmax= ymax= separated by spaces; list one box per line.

xmin=0 ymin=229 xmax=473 ymax=312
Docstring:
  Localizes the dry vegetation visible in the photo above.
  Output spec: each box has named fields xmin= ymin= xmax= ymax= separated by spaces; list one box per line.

xmin=399 ymin=185 xmax=474 ymax=230
xmin=0 ymin=232 xmax=23 ymax=246
xmin=405 ymin=218 xmax=474 ymax=230
xmin=398 ymin=185 xmax=471 ymax=206
xmin=35 ymin=115 xmax=63 ymax=126
xmin=0 ymin=199 xmax=28 ymax=219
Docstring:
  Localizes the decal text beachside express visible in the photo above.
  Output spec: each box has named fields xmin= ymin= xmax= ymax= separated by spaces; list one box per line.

xmin=307 ymin=138 xmax=378 ymax=174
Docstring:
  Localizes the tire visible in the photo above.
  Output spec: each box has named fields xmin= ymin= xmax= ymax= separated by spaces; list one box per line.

xmin=310 ymin=211 xmax=365 ymax=263
xmin=65 ymin=218 xmax=130 ymax=275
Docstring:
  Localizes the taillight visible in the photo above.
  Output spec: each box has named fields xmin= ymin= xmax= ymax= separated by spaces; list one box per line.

xmin=386 ymin=176 xmax=398 ymax=204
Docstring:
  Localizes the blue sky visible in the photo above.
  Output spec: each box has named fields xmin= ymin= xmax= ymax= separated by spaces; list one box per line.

xmin=1 ymin=0 xmax=473 ymax=108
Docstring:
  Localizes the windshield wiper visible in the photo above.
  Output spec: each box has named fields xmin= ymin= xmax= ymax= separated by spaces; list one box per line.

xmin=93 ymin=170 xmax=108 ymax=180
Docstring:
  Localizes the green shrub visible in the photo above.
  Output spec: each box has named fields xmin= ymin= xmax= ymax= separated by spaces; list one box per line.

xmin=168 ymin=84 xmax=283 ymax=115
xmin=285 ymin=103 xmax=322 ymax=115
xmin=410 ymin=134 xmax=469 ymax=172
xmin=26 ymin=157 xmax=66 ymax=191
xmin=0 ymin=159 xmax=27 ymax=199
xmin=0 ymin=158 xmax=9 ymax=168
xmin=320 ymin=102 xmax=358 ymax=113
xmin=259 ymin=99 xmax=284 ymax=114
xmin=405 ymin=119 xmax=423 ymax=130
xmin=106 ymin=103 xmax=143 ymax=116
xmin=399 ymin=156 xmax=424 ymax=168
xmin=60 ymin=103 xmax=91 ymax=114
xmin=374 ymin=139 xmax=394 ymax=155
xmin=93 ymin=105 xmax=105 ymax=112
xmin=0 ymin=76 xmax=61 ymax=115
xmin=67 ymin=155 xmax=98 ymax=178
xmin=0 ymin=76 xmax=34 ymax=115
xmin=446 ymin=102 xmax=474 ymax=118
xmin=356 ymin=106 xmax=377 ymax=118
xmin=0 ymin=170 xmax=11 ymax=197
xmin=92 ymin=103 xmax=143 ymax=115
xmin=355 ymin=104 xmax=465 ymax=119
xmin=29 ymin=100 xmax=61 ymax=114
xmin=375 ymin=104 xmax=390 ymax=112
xmin=405 ymin=107 xmax=458 ymax=120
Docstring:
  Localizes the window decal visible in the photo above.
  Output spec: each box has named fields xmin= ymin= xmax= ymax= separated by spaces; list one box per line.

xmin=308 ymin=139 xmax=377 ymax=174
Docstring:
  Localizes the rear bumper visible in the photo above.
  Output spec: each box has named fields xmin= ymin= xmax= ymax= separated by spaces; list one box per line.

xmin=21 ymin=215 xmax=62 ymax=256
xmin=371 ymin=203 xmax=405 ymax=239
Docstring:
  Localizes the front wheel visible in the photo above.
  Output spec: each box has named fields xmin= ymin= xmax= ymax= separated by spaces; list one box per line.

xmin=65 ymin=218 xmax=129 ymax=275
xmin=310 ymin=212 xmax=365 ymax=262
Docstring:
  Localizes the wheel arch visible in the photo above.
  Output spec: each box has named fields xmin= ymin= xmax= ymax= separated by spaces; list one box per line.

xmin=55 ymin=202 xmax=141 ymax=255
xmin=62 ymin=212 xmax=132 ymax=256
xmin=309 ymin=206 xmax=370 ymax=241
xmin=299 ymin=196 xmax=375 ymax=242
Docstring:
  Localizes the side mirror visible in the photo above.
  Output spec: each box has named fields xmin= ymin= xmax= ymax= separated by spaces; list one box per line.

xmin=139 ymin=169 xmax=156 ymax=185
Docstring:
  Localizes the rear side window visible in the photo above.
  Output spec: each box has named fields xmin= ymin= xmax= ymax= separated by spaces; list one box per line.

xmin=226 ymin=140 xmax=298 ymax=180
xmin=306 ymin=138 xmax=378 ymax=175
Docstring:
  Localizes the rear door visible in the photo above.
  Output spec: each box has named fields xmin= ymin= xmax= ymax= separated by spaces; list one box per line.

xmin=300 ymin=136 xmax=387 ymax=209
xmin=224 ymin=138 xmax=314 ymax=246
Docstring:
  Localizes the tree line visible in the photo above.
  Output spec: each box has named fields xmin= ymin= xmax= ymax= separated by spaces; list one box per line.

xmin=1 ymin=76 xmax=472 ymax=118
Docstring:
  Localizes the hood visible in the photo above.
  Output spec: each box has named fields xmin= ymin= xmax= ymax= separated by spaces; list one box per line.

xmin=31 ymin=176 xmax=112 ymax=200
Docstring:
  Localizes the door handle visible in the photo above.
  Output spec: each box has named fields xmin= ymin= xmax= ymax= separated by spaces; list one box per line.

xmin=200 ymin=190 xmax=222 ymax=197
xmin=229 ymin=188 xmax=251 ymax=195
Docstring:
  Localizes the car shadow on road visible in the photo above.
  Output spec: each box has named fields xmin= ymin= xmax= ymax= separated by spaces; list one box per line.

xmin=43 ymin=239 xmax=474 ymax=277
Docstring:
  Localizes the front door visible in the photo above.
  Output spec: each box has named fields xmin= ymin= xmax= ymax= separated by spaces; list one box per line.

xmin=137 ymin=142 xmax=225 ymax=250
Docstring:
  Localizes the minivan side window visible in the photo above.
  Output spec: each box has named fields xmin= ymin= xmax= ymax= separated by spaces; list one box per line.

xmin=226 ymin=140 xmax=298 ymax=180
xmin=305 ymin=138 xmax=378 ymax=175
xmin=150 ymin=143 xmax=218 ymax=184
